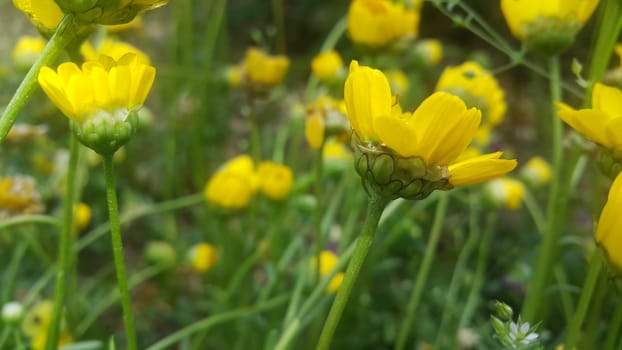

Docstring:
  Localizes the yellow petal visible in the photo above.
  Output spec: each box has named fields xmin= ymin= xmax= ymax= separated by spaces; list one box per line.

xmin=344 ymin=60 xmax=392 ymax=141
xmin=500 ymin=0 xmax=538 ymax=38
xmin=38 ymin=67 xmax=74 ymax=118
xmin=604 ymin=117 xmax=622 ymax=150
xmin=305 ymin=113 xmax=325 ymax=150
xmin=596 ymin=173 xmax=622 ymax=271
xmin=411 ymin=92 xmax=479 ymax=164
xmin=592 ymin=83 xmax=622 ymax=118
xmin=557 ymin=102 xmax=611 ymax=147
xmin=448 ymin=152 xmax=517 ymax=186
xmin=374 ymin=113 xmax=419 ymax=157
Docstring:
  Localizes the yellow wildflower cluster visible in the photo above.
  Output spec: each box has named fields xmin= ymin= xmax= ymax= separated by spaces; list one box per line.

xmin=345 ymin=61 xmax=516 ymax=200
xmin=347 ymin=0 xmax=421 ymax=47
xmin=0 ymin=176 xmax=44 ymax=219
xmin=311 ymin=250 xmax=345 ymax=293
xmin=204 ymin=155 xmax=294 ymax=209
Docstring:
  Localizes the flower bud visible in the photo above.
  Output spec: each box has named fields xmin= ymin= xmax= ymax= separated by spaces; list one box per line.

xmin=188 ymin=243 xmax=218 ymax=273
xmin=145 ymin=241 xmax=177 ymax=268
xmin=494 ymin=300 xmax=514 ymax=321
xmin=72 ymin=108 xmax=139 ymax=155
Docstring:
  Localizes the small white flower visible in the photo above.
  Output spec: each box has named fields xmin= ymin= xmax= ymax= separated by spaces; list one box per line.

xmin=1 ymin=301 xmax=24 ymax=323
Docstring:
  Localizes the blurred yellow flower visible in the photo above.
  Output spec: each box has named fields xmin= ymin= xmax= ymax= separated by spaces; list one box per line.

xmin=257 ymin=162 xmax=294 ymax=200
xmin=12 ymin=36 xmax=46 ymax=69
xmin=386 ymin=69 xmax=410 ymax=97
xmin=414 ymin=39 xmax=443 ymax=66
xmin=73 ymin=202 xmax=92 ymax=233
xmin=348 ymin=0 xmax=421 ymax=47
xmin=436 ymin=61 xmax=506 ymax=140
xmin=596 ymin=173 xmax=622 ymax=273
xmin=145 ymin=241 xmax=177 ymax=268
xmin=38 ymin=53 xmax=155 ymax=154
xmin=557 ymin=83 xmax=622 ymax=157
xmin=0 ymin=176 xmax=44 ymax=219
xmin=81 ymin=38 xmax=151 ymax=64
xmin=244 ymin=47 xmax=289 ymax=87
xmin=311 ymin=250 xmax=344 ymax=293
xmin=311 ymin=50 xmax=344 ymax=82
xmin=226 ymin=65 xmax=243 ymax=88
xmin=13 ymin=0 xmax=63 ymax=31
xmin=345 ymin=60 xmax=516 ymax=190
xmin=22 ymin=300 xmax=72 ymax=350
xmin=204 ymin=155 xmax=257 ymax=209
xmin=189 ymin=243 xmax=218 ymax=272
xmin=486 ymin=177 xmax=525 ymax=209
xmin=521 ymin=156 xmax=552 ymax=186
xmin=305 ymin=112 xmax=325 ymax=150
xmin=500 ymin=0 xmax=600 ymax=54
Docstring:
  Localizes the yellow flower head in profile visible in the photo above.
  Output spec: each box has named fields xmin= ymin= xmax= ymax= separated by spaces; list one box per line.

xmin=520 ymin=156 xmax=552 ymax=186
xmin=311 ymin=50 xmax=344 ymax=82
xmin=557 ymin=83 xmax=622 ymax=178
xmin=345 ymin=60 xmax=517 ymax=200
xmin=257 ymin=162 xmax=294 ymax=200
xmin=311 ymin=250 xmax=344 ymax=293
xmin=81 ymin=38 xmax=151 ymax=64
xmin=13 ymin=0 xmax=63 ymax=32
xmin=22 ymin=300 xmax=72 ymax=350
xmin=244 ymin=47 xmax=290 ymax=87
xmin=188 ymin=243 xmax=218 ymax=273
xmin=12 ymin=36 xmax=46 ymax=70
xmin=38 ymin=53 xmax=156 ymax=154
xmin=500 ymin=0 xmax=600 ymax=55
xmin=436 ymin=61 xmax=506 ymax=145
xmin=486 ymin=177 xmax=525 ymax=209
xmin=348 ymin=0 xmax=421 ymax=47
xmin=204 ymin=155 xmax=258 ymax=209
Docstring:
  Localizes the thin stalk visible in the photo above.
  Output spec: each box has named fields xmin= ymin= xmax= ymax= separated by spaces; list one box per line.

xmin=315 ymin=195 xmax=390 ymax=350
xmin=564 ymin=250 xmax=604 ymax=350
xmin=102 ymin=155 xmax=137 ymax=350
xmin=145 ymin=294 xmax=289 ymax=350
xmin=602 ymin=296 xmax=622 ymax=350
xmin=45 ymin=133 xmax=79 ymax=350
xmin=0 ymin=215 xmax=60 ymax=231
xmin=314 ymin=145 xmax=325 ymax=283
xmin=522 ymin=56 xmax=564 ymax=322
xmin=394 ymin=192 xmax=450 ymax=350
xmin=0 ymin=15 xmax=77 ymax=141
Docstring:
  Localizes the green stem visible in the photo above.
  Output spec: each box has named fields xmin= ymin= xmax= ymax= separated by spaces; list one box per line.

xmin=603 ymin=296 xmax=622 ymax=350
xmin=394 ymin=192 xmax=450 ymax=350
xmin=564 ymin=250 xmax=604 ymax=350
xmin=314 ymin=145 xmax=325 ymax=283
xmin=315 ymin=195 xmax=389 ymax=350
xmin=0 ymin=215 xmax=60 ymax=231
xmin=522 ymin=56 xmax=564 ymax=322
xmin=145 ymin=294 xmax=289 ymax=350
xmin=102 ymin=155 xmax=137 ymax=350
xmin=0 ymin=15 xmax=77 ymax=142
xmin=45 ymin=133 xmax=79 ymax=350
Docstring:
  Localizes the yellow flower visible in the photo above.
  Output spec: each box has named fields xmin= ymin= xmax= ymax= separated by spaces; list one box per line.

xmin=22 ymin=300 xmax=72 ymax=350
xmin=12 ymin=36 xmax=46 ymax=70
xmin=0 ymin=176 xmax=44 ymax=219
xmin=188 ymin=243 xmax=218 ymax=273
xmin=500 ymin=0 xmax=600 ymax=54
xmin=81 ymin=38 xmax=151 ymax=64
xmin=348 ymin=0 xmax=420 ymax=47
xmin=257 ymin=162 xmax=294 ymax=200
xmin=436 ymin=61 xmax=506 ymax=135
xmin=558 ymin=83 xmax=622 ymax=155
xmin=244 ymin=47 xmax=290 ymax=87
xmin=311 ymin=250 xmax=344 ymax=293
xmin=72 ymin=202 xmax=92 ymax=233
xmin=521 ymin=156 xmax=552 ymax=185
xmin=311 ymin=50 xmax=344 ymax=82
xmin=306 ymin=112 xmax=325 ymax=150
xmin=345 ymin=60 xmax=516 ymax=196
xmin=486 ymin=177 xmax=525 ymax=209
xmin=38 ymin=53 xmax=155 ymax=154
xmin=13 ymin=0 xmax=63 ymax=31
xmin=204 ymin=155 xmax=257 ymax=209
xmin=414 ymin=39 xmax=443 ymax=66
xmin=596 ymin=173 xmax=622 ymax=273
xmin=225 ymin=65 xmax=243 ymax=88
